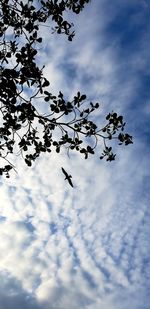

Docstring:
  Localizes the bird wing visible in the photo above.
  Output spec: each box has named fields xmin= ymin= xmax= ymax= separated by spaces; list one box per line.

xmin=61 ymin=167 xmax=68 ymax=177
xmin=68 ymin=177 xmax=74 ymax=188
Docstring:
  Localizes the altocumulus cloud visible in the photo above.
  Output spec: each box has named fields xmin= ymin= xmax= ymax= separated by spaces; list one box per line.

xmin=0 ymin=1 xmax=150 ymax=309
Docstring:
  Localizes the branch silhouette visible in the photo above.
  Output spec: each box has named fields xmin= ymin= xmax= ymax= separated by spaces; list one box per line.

xmin=0 ymin=0 xmax=133 ymax=180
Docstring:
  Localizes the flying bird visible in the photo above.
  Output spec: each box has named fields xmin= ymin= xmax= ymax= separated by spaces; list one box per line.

xmin=61 ymin=167 xmax=74 ymax=187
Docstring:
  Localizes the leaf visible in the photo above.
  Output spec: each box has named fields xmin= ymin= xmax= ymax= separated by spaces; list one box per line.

xmin=44 ymin=96 xmax=50 ymax=102
xmin=80 ymin=94 xmax=86 ymax=101
xmin=42 ymin=78 xmax=50 ymax=87
xmin=37 ymin=37 xmax=42 ymax=43
xmin=25 ymin=159 xmax=32 ymax=166
xmin=87 ymin=146 xmax=94 ymax=154
xmin=80 ymin=148 xmax=86 ymax=153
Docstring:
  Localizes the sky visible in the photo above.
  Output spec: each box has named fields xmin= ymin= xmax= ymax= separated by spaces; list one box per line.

xmin=0 ymin=0 xmax=150 ymax=308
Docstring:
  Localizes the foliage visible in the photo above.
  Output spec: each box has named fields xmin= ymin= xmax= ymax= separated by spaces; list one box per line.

xmin=0 ymin=0 xmax=133 ymax=179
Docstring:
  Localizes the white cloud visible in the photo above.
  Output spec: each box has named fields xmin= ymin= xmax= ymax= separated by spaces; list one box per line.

xmin=0 ymin=1 xmax=150 ymax=308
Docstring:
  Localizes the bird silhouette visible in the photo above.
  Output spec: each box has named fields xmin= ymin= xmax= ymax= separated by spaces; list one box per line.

xmin=61 ymin=167 xmax=74 ymax=187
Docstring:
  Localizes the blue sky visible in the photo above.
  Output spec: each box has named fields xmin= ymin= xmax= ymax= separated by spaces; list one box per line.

xmin=0 ymin=1 xmax=150 ymax=308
